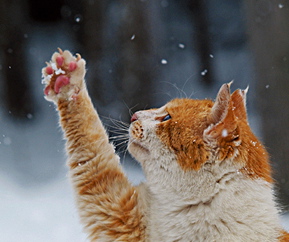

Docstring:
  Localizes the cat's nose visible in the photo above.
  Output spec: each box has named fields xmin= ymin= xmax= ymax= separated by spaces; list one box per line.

xmin=131 ymin=113 xmax=138 ymax=123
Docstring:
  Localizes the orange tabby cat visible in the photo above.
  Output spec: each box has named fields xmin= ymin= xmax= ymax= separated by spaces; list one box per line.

xmin=42 ymin=49 xmax=289 ymax=241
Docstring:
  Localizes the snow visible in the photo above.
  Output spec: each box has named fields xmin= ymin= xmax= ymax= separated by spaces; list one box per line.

xmin=1 ymin=7 xmax=288 ymax=241
xmin=74 ymin=15 xmax=82 ymax=23
xmin=0 ymin=161 xmax=144 ymax=242
xmin=55 ymin=68 xmax=65 ymax=75
xmin=221 ymin=129 xmax=228 ymax=137
xmin=27 ymin=113 xmax=33 ymax=119
xmin=0 ymin=174 xmax=87 ymax=242
xmin=251 ymin=141 xmax=257 ymax=146
xmin=278 ymin=4 xmax=284 ymax=9
xmin=201 ymin=69 xmax=208 ymax=76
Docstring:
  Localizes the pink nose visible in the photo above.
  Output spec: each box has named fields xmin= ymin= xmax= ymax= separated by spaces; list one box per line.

xmin=131 ymin=113 xmax=138 ymax=122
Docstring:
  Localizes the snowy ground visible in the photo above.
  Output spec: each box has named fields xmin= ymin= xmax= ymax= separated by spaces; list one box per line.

xmin=0 ymin=20 xmax=288 ymax=241
xmin=0 ymin=158 xmax=144 ymax=242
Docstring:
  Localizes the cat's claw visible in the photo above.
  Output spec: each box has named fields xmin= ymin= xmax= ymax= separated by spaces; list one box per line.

xmin=42 ymin=49 xmax=86 ymax=103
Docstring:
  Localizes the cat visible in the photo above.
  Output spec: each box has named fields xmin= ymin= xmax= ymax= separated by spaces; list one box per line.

xmin=42 ymin=49 xmax=289 ymax=241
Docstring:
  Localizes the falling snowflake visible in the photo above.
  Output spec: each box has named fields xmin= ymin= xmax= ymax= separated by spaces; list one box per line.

xmin=74 ymin=14 xmax=82 ymax=23
xmin=161 ymin=59 xmax=168 ymax=65
xmin=201 ymin=69 xmax=208 ymax=76
xmin=278 ymin=3 xmax=284 ymax=8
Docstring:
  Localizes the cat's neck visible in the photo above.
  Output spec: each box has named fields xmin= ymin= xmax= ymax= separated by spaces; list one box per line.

xmin=143 ymin=157 xmax=282 ymax=241
xmin=145 ymin=152 xmax=244 ymax=203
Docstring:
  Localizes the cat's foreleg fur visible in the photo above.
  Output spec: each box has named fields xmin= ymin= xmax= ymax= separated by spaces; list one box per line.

xmin=42 ymin=49 xmax=145 ymax=241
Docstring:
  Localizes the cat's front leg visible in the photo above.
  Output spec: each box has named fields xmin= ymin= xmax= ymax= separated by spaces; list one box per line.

xmin=42 ymin=49 xmax=145 ymax=241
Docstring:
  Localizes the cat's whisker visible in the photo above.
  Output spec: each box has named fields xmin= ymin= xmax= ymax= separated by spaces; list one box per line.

xmin=114 ymin=140 xmax=130 ymax=156
xmin=102 ymin=117 xmax=130 ymax=146
xmin=126 ymin=138 xmax=135 ymax=150
xmin=111 ymin=140 xmax=129 ymax=145
xmin=108 ymin=129 xmax=129 ymax=135
xmin=110 ymin=116 xmax=130 ymax=125
xmin=160 ymin=81 xmax=188 ymax=99
xmin=181 ymin=73 xmax=196 ymax=94
xmin=107 ymin=130 xmax=129 ymax=136
xmin=177 ymin=84 xmax=188 ymax=99
xmin=114 ymin=139 xmax=129 ymax=147
xmin=104 ymin=123 xmax=129 ymax=132
xmin=101 ymin=115 xmax=130 ymax=129
xmin=110 ymin=119 xmax=130 ymax=129
xmin=122 ymin=101 xmax=139 ymax=117
xmin=110 ymin=133 xmax=129 ymax=137
xmin=105 ymin=122 xmax=129 ymax=131
xmin=188 ymin=90 xmax=197 ymax=99
xmin=122 ymin=145 xmax=131 ymax=160
xmin=110 ymin=136 xmax=129 ymax=141
xmin=121 ymin=139 xmax=135 ymax=160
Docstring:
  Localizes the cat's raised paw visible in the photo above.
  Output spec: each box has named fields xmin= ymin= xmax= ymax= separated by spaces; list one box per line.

xmin=42 ymin=48 xmax=86 ymax=102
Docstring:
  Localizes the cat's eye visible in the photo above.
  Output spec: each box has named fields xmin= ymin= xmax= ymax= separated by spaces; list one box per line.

xmin=162 ymin=114 xmax=171 ymax=122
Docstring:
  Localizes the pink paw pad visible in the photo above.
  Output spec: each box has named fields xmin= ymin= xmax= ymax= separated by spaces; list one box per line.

xmin=54 ymin=75 xmax=70 ymax=94
xmin=56 ymin=56 xmax=64 ymax=66
xmin=68 ymin=61 xmax=77 ymax=71
xmin=44 ymin=85 xmax=51 ymax=95
xmin=46 ymin=66 xmax=54 ymax=75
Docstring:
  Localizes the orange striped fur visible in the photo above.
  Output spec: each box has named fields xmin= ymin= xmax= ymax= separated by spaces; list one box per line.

xmin=42 ymin=49 xmax=288 ymax=241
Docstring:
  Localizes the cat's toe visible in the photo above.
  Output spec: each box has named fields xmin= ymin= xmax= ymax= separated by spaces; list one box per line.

xmin=54 ymin=75 xmax=70 ymax=94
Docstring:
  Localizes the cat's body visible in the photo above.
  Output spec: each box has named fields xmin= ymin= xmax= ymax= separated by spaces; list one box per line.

xmin=42 ymin=49 xmax=289 ymax=241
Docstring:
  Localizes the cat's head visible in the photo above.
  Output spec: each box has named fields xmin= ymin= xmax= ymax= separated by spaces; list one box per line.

xmin=128 ymin=83 xmax=272 ymax=184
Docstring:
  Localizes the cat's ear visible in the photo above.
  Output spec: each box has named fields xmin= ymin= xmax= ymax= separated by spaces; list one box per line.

xmin=207 ymin=82 xmax=232 ymax=124
xmin=204 ymin=83 xmax=238 ymax=145
xmin=230 ymin=87 xmax=248 ymax=122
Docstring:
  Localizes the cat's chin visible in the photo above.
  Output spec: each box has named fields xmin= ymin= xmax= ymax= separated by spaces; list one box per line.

xmin=128 ymin=140 xmax=150 ymax=157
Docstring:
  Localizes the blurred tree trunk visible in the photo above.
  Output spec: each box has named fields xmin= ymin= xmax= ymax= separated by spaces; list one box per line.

xmin=188 ymin=0 xmax=214 ymax=86
xmin=118 ymin=0 xmax=160 ymax=120
xmin=244 ymin=0 xmax=289 ymax=207
xmin=80 ymin=0 xmax=107 ymax=103
xmin=0 ymin=0 xmax=34 ymax=119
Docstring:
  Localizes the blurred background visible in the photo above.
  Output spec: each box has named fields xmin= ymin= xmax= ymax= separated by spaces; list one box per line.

xmin=0 ymin=0 xmax=289 ymax=241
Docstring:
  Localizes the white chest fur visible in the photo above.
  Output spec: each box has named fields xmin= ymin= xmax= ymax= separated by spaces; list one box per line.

xmin=141 ymin=170 xmax=281 ymax=242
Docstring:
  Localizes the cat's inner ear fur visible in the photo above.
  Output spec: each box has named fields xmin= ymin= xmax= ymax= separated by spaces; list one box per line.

xmin=204 ymin=83 xmax=247 ymax=160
